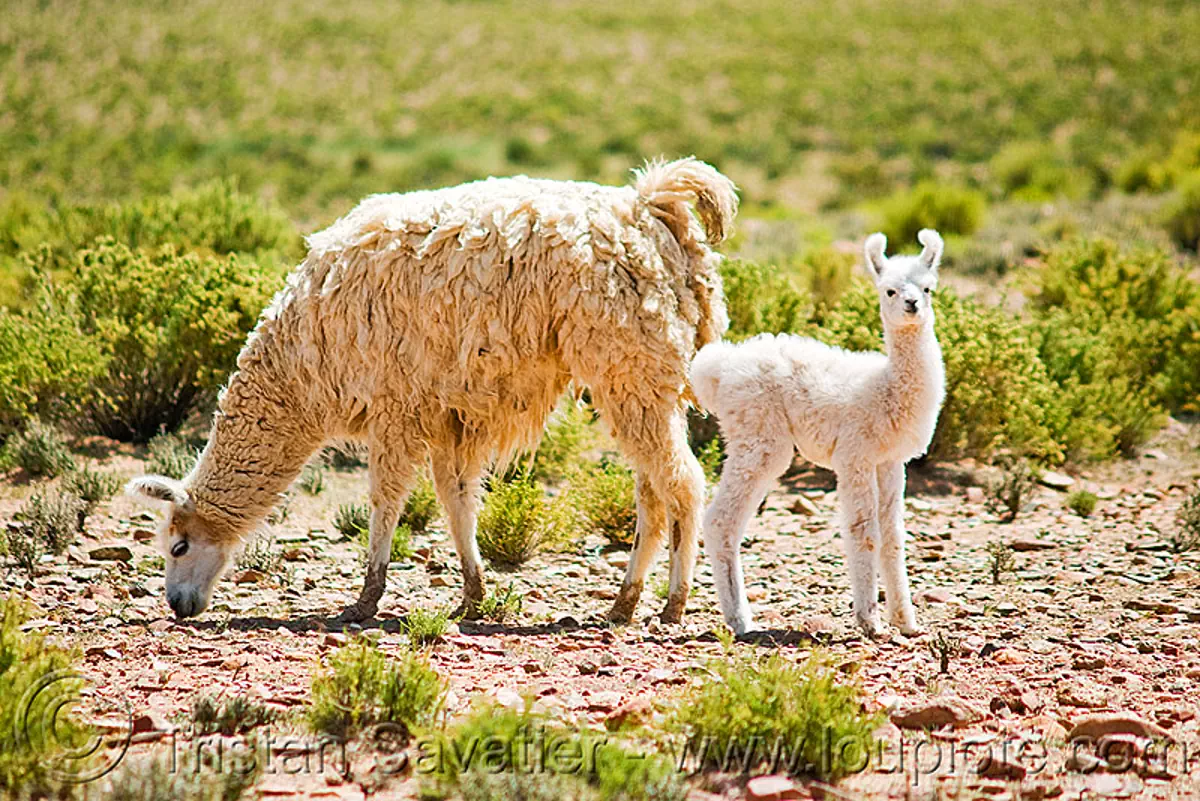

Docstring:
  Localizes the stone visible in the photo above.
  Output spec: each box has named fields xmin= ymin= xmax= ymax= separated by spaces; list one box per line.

xmin=1057 ymin=681 xmax=1109 ymax=709
xmin=1067 ymin=713 xmax=1173 ymax=743
xmin=429 ymin=575 xmax=451 ymax=587
xmin=966 ymin=487 xmax=985 ymax=504
xmin=605 ymin=696 xmax=655 ymax=730
xmin=89 ymin=545 xmax=133 ymax=562
xmin=1038 ymin=471 xmax=1075 ymax=490
xmin=789 ymin=496 xmax=819 ymax=516
xmin=890 ymin=697 xmax=987 ymax=730
xmin=745 ymin=774 xmax=805 ymax=801
xmin=1010 ymin=538 xmax=1055 ymax=552
xmin=132 ymin=710 xmax=172 ymax=734
xmin=588 ymin=691 xmax=621 ymax=712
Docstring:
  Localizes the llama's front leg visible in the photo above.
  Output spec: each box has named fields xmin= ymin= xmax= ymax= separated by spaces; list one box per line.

xmin=431 ymin=460 xmax=487 ymax=619
xmin=702 ymin=440 xmax=794 ymax=635
xmin=608 ymin=471 xmax=668 ymax=624
xmin=878 ymin=461 xmax=922 ymax=635
xmin=834 ymin=461 xmax=883 ymax=638
xmin=338 ymin=498 xmax=405 ymax=622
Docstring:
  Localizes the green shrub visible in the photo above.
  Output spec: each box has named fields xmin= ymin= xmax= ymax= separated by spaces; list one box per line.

xmin=357 ymin=521 xmax=414 ymax=563
xmin=102 ymin=752 xmax=258 ymax=801
xmin=307 ymin=637 xmax=446 ymax=740
xmin=335 ymin=503 xmax=371 ymax=540
xmin=0 ymin=596 xmax=88 ymax=796
xmin=235 ymin=531 xmax=282 ymax=575
xmin=792 ymin=246 xmax=857 ymax=317
xmin=816 ymin=282 xmax=1062 ymax=462
xmin=1067 ymin=490 xmax=1098 ymax=517
xmin=402 ymin=607 xmax=453 ymax=646
xmin=1162 ymin=171 xmax=1200 ymax=252
xmin=986 ymin=457 xmax=1038 ymax=523
xmin=16 ymin=489 xmax=87 ymax=555
xmin=191 ymin=694 xmax=276 ymax=737
xmin=879 ymin=182 xmax=985 ymax=244
xmin=986 ymin=540 xmax=1017 ymax=584
xmin=24 ymin=239 xmax=285 ymax=441
xmin=477 ymin=476 xmax=574 ymax=567
xmin=401 ymin=473 xmax=440 ymax=533
xmin=297 ymin=462 xmax=326 ymax=495
xmin=530 ymin=398 xmax=597 ymax=483
xmin=719 ymin=259 xmax=812 ymax=340
xmin=669 ymin=649 xmax=880 ymax=781
xmin=0 ymin=311 xmax=106 ymax=439
xmin=1171 ymin=488 xmax=1200 ymax=553
xmin=63 ymin=464 xmax=123 ymax=506
xmin=696 ymin=436 xmax=725 ymax=486
xmin=0 ymin=419 xmax=74 ymax=477
xmin=146 ymin=431 xmax=198 ymax=479
xmin=476 ymin=583 xmax=523 ymax=623
xmin=990 ymin=141 xmax=1091 ymax=202
xmin=568 ymin=460 xmax=638 ymax=547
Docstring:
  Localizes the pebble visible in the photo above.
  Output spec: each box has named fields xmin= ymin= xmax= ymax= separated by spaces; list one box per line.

xmin=89 ymin=545 xmax=133 ymax=562
xmin=745 ymin=774 xmax=805 ymax=801
xmin=891 ymin=697 xmax=987 ymax=729
xmin=1039 ymin=471 xmax=1075 ymax=490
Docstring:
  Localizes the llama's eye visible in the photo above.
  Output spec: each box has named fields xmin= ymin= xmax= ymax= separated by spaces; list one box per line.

xmin=886 ymin=289 xmax=896 ymax=297
xmin=171 ymin=540 xmax=189 ymax=558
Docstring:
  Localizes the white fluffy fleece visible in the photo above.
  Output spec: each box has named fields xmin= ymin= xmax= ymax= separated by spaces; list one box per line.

xmin=129 ymin=158 xmax=737 ymax=624
xmin=691 ymin=229 xmax=946 ymax=637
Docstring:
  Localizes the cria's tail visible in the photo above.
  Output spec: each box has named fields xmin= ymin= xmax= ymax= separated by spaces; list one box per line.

xmin=690 ymin=341 xmax=734 ymax=414
xmin=634 ymin=157 xmax=739 ymax=244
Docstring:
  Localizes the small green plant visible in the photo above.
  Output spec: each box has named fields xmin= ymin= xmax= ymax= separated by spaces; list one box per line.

xmin=103 ymin=751 xmax=259 ymax=801
xmin=879 ymin=181 xmax=986 ymax=243
xmin=669 ymin=649 xmax=881 ymax=781
xmin=476 ymin=583 xmax=523 ymax=623
xmin=6 ymin=529 xmax=43 ymax=576
xmin=298 ymin=462 xmax=326 ymax=495
xmin=529 ymin=398 xmax=597 ymax=483
xmin=146 ymin=431 xmax=197 ymax=480
xmin=307 ymin=637 xmax=446 ymax=739
xmin=1171 ymin=488 xmax=1200 ymax=553
xmin=402 ymin=606 xmax=453 ymax=646
xmin=987 ymin=457 xmax=1038 ymax=523
xmin=400 ymin=473 xmax=440 ymax=533
xmin=652 ymin=577 xmax=670 ymax=601
xmin=986 ymin=541 xmax=1016 ymax=585
xmin=568 ymin=459 xmax=637 ymax=546
xmin=697 ymin=436 xmax=724 ymax=487
xmin=355 ymin=519 xmax=414 ymax=562
xmin=64 ymin=464 xmax=123 ymax=506
xmin=191 ymin=693 xmax=276 ymax=736
xmin=17 ymin=488 xmax=87 ymax=555
xmin=1067 ymin=490 xmax=1098 ymax=517
xmin=719 ymin=258 xmax=812 ymax=340
xmin=236 ymin=532 xmax=282 ymax=575
xmin=0 ymin=419 xmax=74 ymax=478
xmin=326 ymin=442 xmax=367 ymax=470
xmin=334 ymin=503 xmax=371 ymax=540
xmin=927 ymin=630 xmax=961 ymax=675
xmin=477 ymin=476 xmax=574 ymax=567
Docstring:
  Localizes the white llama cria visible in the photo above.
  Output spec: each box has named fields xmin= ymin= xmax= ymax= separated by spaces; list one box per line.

xmin=691 ymin=229 xmax=946 ymax=637
xmin=127 ymin=158 xmax=736 ymax=624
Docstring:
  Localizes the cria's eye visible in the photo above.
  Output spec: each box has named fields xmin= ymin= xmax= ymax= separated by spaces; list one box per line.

xmin=171 ymin=540 xmax=189 ymax=558
xmin=886 ymin=289 xmax=896 ymax=297
xmin=924 ymin=287 xmax=932 ymax=294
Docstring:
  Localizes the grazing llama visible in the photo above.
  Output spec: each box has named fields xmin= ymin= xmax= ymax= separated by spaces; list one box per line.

xmin=691 ymin=229 xmax=946 ymax=637
xmin=128 ymin=158 xmax=737 ymax=623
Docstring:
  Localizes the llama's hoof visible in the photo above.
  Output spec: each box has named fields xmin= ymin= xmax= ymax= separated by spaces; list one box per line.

xmin=607 ymin=582 xmax=643 ymax=624
xmin=451 ymin=598 xmax=483 ymax=621
xmin=895 ymin=621 xmax=926 ymax=637
xmin=856 ymin=618 xmax=885 ymax=640
xmin=335 ymin=601 xmax=377 ymax=624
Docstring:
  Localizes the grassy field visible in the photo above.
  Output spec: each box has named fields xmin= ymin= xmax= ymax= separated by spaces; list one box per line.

xmin=3 ymin=0 xmax=1199 ymax=221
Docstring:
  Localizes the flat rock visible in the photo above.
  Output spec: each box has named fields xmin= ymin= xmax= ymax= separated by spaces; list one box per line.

xmin=1010 ymin=538 xmax=1056 ymax=552
xmin=746 ymin=774 xmax=805 ymax=801
xmin=89 ymin=545 xmax=133 ymax=562
xmin=1038 ymin=471 xmax=1075 ymax=490
xmin=1067 ymin=713 xmax=1174 ymax=743
xmin=891 ymin=697 xmax=987 ymax=730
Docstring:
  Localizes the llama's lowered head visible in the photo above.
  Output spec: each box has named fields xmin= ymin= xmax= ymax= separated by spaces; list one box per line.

xmin=127 ymin=475 xmax=238 ymax=619
xmin=863 ymin=229 xmax=943 ymax=331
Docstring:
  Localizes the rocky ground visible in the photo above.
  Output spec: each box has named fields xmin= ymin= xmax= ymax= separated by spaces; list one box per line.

xmin=2 ymin=419 xmax=1199 ymax=801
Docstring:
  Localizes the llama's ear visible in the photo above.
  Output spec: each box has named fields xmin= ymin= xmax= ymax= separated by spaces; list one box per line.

xmin=863 ymin=232 xmax=888 ymax=279
xmin=126 ymin=475 xmax=191 ymax=510
xmin=917 ymin=229 xmax=944 ymax=273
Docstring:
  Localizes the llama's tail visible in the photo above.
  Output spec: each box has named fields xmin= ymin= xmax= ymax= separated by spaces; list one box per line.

xmin=634 ymin=157 xmax=739 ymax=244
xmin=690 ymin=341 xmax=733 ymax=414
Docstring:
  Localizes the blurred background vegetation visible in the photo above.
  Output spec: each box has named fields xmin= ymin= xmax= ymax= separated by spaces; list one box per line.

xmin=0 ymin=0 xmax=1198 ymax=467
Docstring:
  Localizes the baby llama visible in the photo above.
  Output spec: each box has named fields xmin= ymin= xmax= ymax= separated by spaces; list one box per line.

xmin=691 ymin=229 xmax=946 ymax=637
xmin=128 ymin=158 xmax=736 ymax=624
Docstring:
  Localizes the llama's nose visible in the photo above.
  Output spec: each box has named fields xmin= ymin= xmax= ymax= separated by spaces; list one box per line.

xmin=168 ymin=591 xmax=197 ymax=619
xmin=904 ymin=298 xmax=919 ymax=314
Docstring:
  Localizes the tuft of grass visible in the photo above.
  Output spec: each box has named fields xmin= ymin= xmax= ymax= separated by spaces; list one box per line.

xmin=1171 ymin=488 xmax=1200 ymax=553
xmin=0 ymin=596 xmax=88 ymax=796
xmin=669 ymin=648 xmax=881 ymax=781
xmin=146 ymin=431 xmax=197 ymax=480
xmin=927 ymin=630 xmax=962 ymax=675
xmin=400 ymin=474 xmax=440 ymax=533
xmin=355 ymin=519 xmax=414 ymax=562
xmin=64 ymin=464 xmax=123 ymax=507
xmin=986 ymin=457 xmax=1038 ymax=523
xmin=191 ymin=694 xmax=276 ymax=736
xmin=568 ymin=460 xmax=638 ymax=547
xmin=307 ymin=637 xmax=446 ymax=740
xmin=297 ymin=461 xmax=326 ymax=495
xmin=235 ymin=531 xmax=282 ymax=575
xmin=402 ymin=607 xmax=453 ymax=646
xmin=326 ymin=443 xmax=367 ymax=470
xmin=0 ymin=419 xmax=74 ymax=478
xmin=986 ymin=541 xmax=1016 ymax=585
xmin=102 ymin=752 xmax=258 ymax=801
xmin=476 ymin=583 xmax=523 ymax=623
xmin=16 ymin=488 xmax=86 ymax=556
xmin=477 ymin=476 xmax=574 ymax=568
xmin=1067 ymin=490 xmax=1098 ymax=517
xmin=334 ymin=503 xmax=370 ymax=540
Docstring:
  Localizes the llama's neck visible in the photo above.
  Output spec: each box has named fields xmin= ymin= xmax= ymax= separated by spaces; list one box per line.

xmin=883 ymin=321 xmax=945 ymax=415
xmin=185 ymin=363 xmax=323 ymax=541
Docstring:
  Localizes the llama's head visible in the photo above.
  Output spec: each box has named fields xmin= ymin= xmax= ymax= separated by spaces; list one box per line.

xmin=863 ymin=229 xmax=943 ymax=330
xmin=127 ymin=475 xmax=236 ymax=619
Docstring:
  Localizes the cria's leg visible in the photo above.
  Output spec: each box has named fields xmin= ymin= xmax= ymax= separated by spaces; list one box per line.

xmin=430 ymin=455 xmax=487 ymax=620
xmin=878 ymin=461 xmax=922 ymax=635
xmin=338 ymin=448 xmax=414 ymax=623
xmin=608 ymin=471 xmax=669 ymax=624
xmin=833 ymin=460 xmax=883 ymax=638
xmin=703 ymin=439 xmax=794 ymax=636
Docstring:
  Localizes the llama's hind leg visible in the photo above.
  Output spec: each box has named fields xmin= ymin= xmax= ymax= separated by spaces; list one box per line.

xmin=833 ymin=460 xmax=883 ymax=638
xmin=608 ymin=471 xmax=669 ymax=623
xmin=430 ymin=454 xmax=487 ymax=619
xmin=878 ymin=461 xmax=922 ymax=635
xmin=703 ymin=439 xmax=794 ymax=635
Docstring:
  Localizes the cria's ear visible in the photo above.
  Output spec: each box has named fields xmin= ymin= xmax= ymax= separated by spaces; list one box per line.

xmin=917 ymin=228 xmax=944 ymax=272
xmin=863 ymin=232 xmax=888 ymax=280
xmin=126 ymin=475 xmax=191 ymax=510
